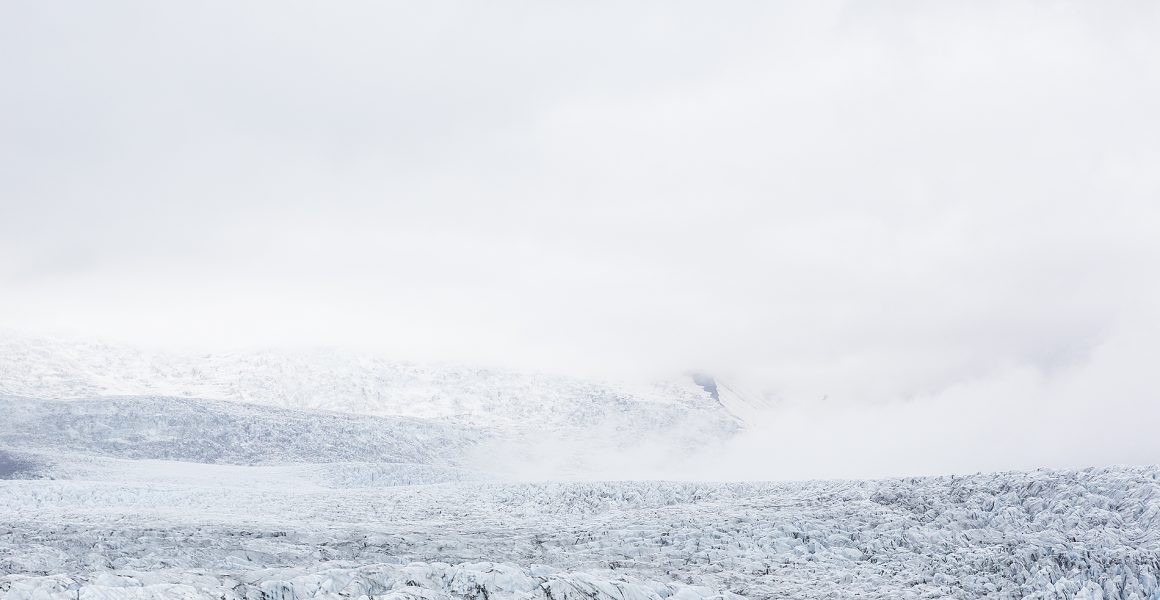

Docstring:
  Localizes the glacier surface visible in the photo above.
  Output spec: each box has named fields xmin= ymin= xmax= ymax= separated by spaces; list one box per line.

xmin=3 ymin=335 xmax=1159 ymax=598
xmin=3 ymin=444 xmax=1159 ymax=598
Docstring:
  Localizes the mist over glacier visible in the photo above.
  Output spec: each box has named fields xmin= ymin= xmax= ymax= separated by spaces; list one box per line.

xmin=2 ymin=332 xmax=1160 ymax=598
xmin=4 ymin=330 xmax=1159 ymax=482
xmin=3 ymin=1 xmax=1158 ymax=425
xmin=4 ymin=1 xmax=1160 ymax=598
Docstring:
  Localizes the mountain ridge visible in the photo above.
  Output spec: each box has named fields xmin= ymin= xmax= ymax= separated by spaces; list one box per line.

xmin=0 ymin=332 xmax=740 ymax=435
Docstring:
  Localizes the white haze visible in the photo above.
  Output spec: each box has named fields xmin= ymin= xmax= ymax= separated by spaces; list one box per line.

xmin=1 ymin=2 xmax=1158 ymax=478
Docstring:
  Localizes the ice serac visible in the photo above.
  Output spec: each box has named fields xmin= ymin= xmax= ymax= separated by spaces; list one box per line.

xmin=0 ymin=562 xmax=743 ymax=599
xmin=2 ymin=467 xmax=1159 ymax=598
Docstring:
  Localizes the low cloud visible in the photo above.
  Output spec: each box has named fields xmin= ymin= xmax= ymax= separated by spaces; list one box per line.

xmin=2 ymin=2 xmax=1158 ymax=476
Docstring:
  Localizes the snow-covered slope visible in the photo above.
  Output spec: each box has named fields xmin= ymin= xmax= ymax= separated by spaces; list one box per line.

xmin=0 ymin=393 xmax=722 ymax=480
xmin=0 ymin=395 xmax=481 ymax=467
xmin=688 ymin=373 xmax=775 ymax=423
xmin=0 ymin=333 xmax=738 ymax=439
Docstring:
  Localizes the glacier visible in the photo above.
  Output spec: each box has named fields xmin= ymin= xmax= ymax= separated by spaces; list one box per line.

xmin=2 ymin=334 xmax=1160 ymax=598
xmin=3 ymin=455 xmax=1159 ymax=598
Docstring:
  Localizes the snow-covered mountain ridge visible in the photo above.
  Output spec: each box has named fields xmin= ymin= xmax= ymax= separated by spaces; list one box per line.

xmin=0 ymin=333 xmax=738 ymax=437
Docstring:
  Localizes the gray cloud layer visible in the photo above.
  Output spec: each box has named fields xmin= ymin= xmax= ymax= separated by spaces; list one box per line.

xmin=2 ymin=2 xmax=1159 ymax=473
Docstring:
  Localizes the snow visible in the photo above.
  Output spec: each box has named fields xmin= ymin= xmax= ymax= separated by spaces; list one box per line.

xmin=0 ymin=333 xmax=740 ymax=477
xmin=0 ymin=396 xmax=480 ymax=467
xmin=3 ymin=454 xmax=1160 ymax=598
xmin=0 ymin=334 xmax=738 ymax=436
xmin=3 ymin=333 xmax=1160 ymax=598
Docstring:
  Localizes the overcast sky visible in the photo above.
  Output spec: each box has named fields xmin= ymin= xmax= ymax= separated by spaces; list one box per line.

xmin=2 ymin=2 xmax=1159 ymax=473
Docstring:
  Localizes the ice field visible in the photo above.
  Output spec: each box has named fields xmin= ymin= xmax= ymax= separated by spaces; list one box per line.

xmin=2 ymin=338 xmax=1160 ymax=599
xmin=4 ymin=446 xmax=1160 ymax=599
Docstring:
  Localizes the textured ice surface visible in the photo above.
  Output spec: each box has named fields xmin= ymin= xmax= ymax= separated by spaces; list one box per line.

xmin=3 ymin=457 xmax=1159 ymax=599
xmin=0 ymin=396 xmax=481 ymax=466
xmin=3 ymin=335 xmax=1159 ymax=598
xmin=0 ymin=450 xmax=41 ymax=480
